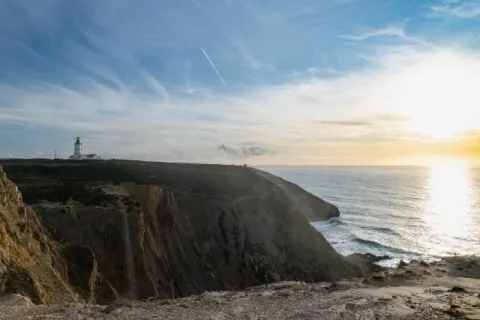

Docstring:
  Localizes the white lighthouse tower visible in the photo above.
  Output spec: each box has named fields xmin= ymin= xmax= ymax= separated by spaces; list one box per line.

xmin=69 ymin=136 xmax=102 ymax=160
xmin=74 ymin=136 xmax=82 ymax=158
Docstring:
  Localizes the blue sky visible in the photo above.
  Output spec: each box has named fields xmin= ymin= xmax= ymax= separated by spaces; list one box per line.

xmin=1 ymin=0 xmax=480 ymax=164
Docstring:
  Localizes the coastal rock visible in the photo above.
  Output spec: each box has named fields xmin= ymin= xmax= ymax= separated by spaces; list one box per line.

xmin=3 ymin=160 xmax=361 ymax=302
xmin=0 ymin=166 xmax=78 ymax=304
xmin=0 ymin=163 xmax=122 ymax=305
xmin=346 ymin=253 xmax=390 ymax=275
xmin=62 ymin=245 xmax=99 ymax=303
xmin=0 ymin=294 xmax=33 ymax=307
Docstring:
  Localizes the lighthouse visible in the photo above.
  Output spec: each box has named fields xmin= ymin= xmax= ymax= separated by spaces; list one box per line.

xmin=69 ymin=137 xmax=102 ymax=160
xmin=74 ymin=137 xmax=82 ymax=157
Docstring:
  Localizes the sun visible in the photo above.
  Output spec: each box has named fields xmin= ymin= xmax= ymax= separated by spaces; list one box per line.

xmin=406 ymin=111 xmax=469 ymax=139
xmin=396 ymin=51 xmax=480 ymax=140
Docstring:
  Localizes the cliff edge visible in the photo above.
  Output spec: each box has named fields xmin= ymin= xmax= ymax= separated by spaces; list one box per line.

xmin=1 ymin=160 xmax=361 ymax=303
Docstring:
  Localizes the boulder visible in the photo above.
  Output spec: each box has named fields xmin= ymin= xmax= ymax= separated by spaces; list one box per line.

xmin=0 ymin=294 xmax=33 ymax=307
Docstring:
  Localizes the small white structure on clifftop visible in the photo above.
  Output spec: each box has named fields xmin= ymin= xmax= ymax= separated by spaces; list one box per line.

xmin=69 ymin=137 xmax=102 ymax=160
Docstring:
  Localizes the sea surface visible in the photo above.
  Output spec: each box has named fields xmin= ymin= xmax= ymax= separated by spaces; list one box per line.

xmin=261 ymin=163 xmax=480 ymax=267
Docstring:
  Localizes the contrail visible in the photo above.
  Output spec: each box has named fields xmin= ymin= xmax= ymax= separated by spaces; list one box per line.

xmin=201 ymin=47 xmax=228 ymax=88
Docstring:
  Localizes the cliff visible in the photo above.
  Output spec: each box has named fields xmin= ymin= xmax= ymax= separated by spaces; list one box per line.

xmin=1 ymin=160 xmax=361 ymax=303
xmin=0 ymin=165 xmax=76 ymax=304
xmin=0 ymin=164 xmax=118 ymax=304
xmin=254 ymin=169 xmax=340 ymax=221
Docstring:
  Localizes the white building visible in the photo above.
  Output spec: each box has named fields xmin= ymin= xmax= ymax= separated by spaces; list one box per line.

xmin=69 ymin=137 xmax=102 ymax=160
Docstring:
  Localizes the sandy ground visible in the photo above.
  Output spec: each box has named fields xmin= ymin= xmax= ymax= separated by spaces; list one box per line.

xmin=1 ymin=257 xmax=479 ymax=320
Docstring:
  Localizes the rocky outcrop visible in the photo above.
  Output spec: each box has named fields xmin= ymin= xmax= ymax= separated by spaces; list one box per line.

xmin=0 ymin=165 xmax=77 ymax=303
xmin=0 ymin=165 xmax=117 ymax=304
xmin=2 ymin=160 xmax=362 ymax=303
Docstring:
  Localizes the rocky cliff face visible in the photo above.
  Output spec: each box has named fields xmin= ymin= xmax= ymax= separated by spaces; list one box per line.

xmin=0 ymin=165 xmax=77 ymax=304
xmin=0 ymin=165 xmax=118 ymax=304
xmin=2 ymin=160 xmax=361 ymax=303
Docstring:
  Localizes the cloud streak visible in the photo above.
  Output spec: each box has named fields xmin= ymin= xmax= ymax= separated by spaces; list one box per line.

xmin=144 ymin=73 xmax=170 ymax=102
xmin=339 ymin=23 xmax=429 ymax=46
xmin=320 ymin=120 xmax=371 ymax=126
xmin=339 ymin=26 xmax=407 ymax=41
xmin=319 ymin=114 xmax=411 ymax=126
xmin=201 ymin=48 xmax=228 ymax=88
xmin=218 ymin=144 xmax=275 ymax=157
xmin=232 ymin=39 xmax=265 ymax=70
xmin=429 ymin=1 xmax=480 ymax=18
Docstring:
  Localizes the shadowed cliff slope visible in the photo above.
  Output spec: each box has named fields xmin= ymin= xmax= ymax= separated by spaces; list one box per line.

xmin=2 ymin=160 xmax=361 ymax=302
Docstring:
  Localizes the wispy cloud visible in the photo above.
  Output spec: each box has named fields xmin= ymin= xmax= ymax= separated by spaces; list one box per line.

xmin=218 ymin=144 xmax=275 ymax=157
xmin=231 ymin=39 xmax=265 ymax=70
xmin=144 ymin=73 xmax=170 ymax=102
xmin=1 ymin=0 xmax=480 ymax=164
xmin=339 ymin=23 xmax=429 ymax=46
xmin=429 ymin=0 xmax=480 ymax=18
xmin=319 ymin=115 xmax=411 ymax=126
xmin=10 ymin=40 xmax=45 ymax=60
xmin=319 ymin=120 xmax=372 ymax=126
xmin=339 ymin=25 xmax=407 ymax=41
xmin=201 ymin=48 xmax=228 ymax=88
xmin=2 ymin=45 xmax=479 ymax=163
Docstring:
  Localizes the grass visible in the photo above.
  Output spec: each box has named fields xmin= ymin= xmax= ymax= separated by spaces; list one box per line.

xmin=1 ymin=159 xmax=259 ymax=205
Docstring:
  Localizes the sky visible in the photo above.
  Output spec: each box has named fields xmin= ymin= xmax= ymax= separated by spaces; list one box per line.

xmin=0 ymin=0 xmax=479 ymax=165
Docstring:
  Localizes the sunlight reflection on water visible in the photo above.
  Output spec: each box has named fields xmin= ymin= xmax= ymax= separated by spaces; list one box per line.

xmin=422 ymin=159 xmax=476 ymax=256
xmin=263 ymin=163 xmax=480 ymax=266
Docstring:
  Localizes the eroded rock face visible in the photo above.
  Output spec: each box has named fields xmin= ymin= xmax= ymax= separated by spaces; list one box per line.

xmin=3 ymin=160 xmax=361 ymax=302
xmin=0 ymin=166 xmax=77 ymax=304
xmin=0 ymin=164 xmax=117 ymax=304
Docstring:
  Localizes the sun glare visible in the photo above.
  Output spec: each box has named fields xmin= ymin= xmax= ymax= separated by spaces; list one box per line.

xmin=408 ymin=114 xmax=467 ymax=139
xmin=398 ymin=52 xmax=480 ymax=140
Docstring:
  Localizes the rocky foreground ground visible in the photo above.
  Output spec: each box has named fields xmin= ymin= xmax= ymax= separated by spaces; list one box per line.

xmin=1 ymin=256 xmax=479 ymax=320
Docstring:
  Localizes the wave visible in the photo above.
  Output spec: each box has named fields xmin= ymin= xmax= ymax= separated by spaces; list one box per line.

xmin=326 ymin=217 xmax=347 ymax=226
xmin=358 ymin=225 xmax=401 ymax=237
xmin=312 ymin=217 xmax=347 ymax=228
xmin=352 ymin=237 xmax=421 ymax=256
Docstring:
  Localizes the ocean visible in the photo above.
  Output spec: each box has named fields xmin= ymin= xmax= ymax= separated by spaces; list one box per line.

xmin=261 ymin=164 xmax=480 ymax=267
